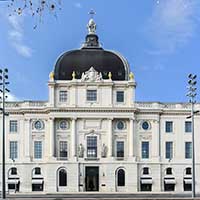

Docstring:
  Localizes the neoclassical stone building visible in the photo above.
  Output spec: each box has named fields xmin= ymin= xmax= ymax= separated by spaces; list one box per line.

xmin=0 ymin=18 xmax=200 ymax=194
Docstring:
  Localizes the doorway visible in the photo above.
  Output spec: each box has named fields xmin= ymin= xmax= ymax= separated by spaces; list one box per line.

xmin=85 ymin=167 xmax=99 ymax=191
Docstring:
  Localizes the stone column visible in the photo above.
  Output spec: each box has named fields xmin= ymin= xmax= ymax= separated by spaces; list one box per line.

xmin=133 ymin=119 xmax=137 ymax=158
xmin=129 ymin=118 xmax=134 ymax=157
xmin=71 ymin=118 xmax=76 ymax=158
xmin=49 ymin=118 xmax=55 ymax=157
xmin=108 ymin=118 xmax=113 ymax=157
xmin=48 ymin=83 xmax=55 ymax=107
xmin=24 ymin=118 xmax=31 ymax=160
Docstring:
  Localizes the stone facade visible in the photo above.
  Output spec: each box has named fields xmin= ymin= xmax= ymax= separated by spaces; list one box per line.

xmin=0 ymin=18 xmax=200 ymax=195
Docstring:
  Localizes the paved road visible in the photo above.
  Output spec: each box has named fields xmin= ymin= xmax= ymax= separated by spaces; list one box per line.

xmin=3 ymin=193 xmax=200 ymax=200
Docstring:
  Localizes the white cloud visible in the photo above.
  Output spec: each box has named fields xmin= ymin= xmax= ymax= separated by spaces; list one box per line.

xmin=7 ymin=15 xmax=33 ymax=58
xmin=3 ymin=93 xmax=19 ymax=102
xmin=145 ymin=0 xmax=200 ymax=54
xmin=137 ymin=64 xmax=165 ymax=71
xmin=74 ymin=2 xmax=82 ymax=8
xmin=13 ymin=43 xmax=32 ymax=58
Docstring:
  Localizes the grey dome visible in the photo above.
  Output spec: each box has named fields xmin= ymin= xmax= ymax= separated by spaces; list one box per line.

xmin=54 ymin=20 xmax=130 ymax=81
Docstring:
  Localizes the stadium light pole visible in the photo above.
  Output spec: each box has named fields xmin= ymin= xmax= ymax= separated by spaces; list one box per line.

xmin=186 ymin=73 xmax=198 ymax=199
xmin=0 ymin=68 xmax=10 ymax=199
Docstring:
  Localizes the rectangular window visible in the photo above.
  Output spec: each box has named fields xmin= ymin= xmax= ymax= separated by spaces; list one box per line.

xmin=116 ymin=91 xmax=124 ymax=103
xmin=59 ymin=141 xmax=68 ymax=159
xmin=87 ymin=136 xmax=97 ymax=158
xmin=10 ymin=141 xmax=18 ymax=159
xmin=116 ymin=141 xmax=124 ymax=158
xmin=9 ymin=120 xmax=18 ymax=133
xmin=185 ymin=121 xmax=192 ymax=133
xmin=165 ymin=121 xmax=173 ymax=133
xmin=34 ymin=141 xmax=42 ymax=159
xmin=86 ymin=90 xmax=97 ymax=101
xmin=142 ymin=141 xmax=149 ymax=159
xmin=165 ymin=142 xmax=173 ymax=159
xmin=185 ymin=142 xmax=192 ymax=159
xmin=59 ymin=91 xmax=67 ymax=102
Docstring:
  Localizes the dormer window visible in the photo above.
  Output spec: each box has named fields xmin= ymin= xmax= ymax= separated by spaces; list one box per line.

xmin=59 ymin=91 xmax=67 ymax=102
xmin=87 ymin=90 xmax=97 ymax=102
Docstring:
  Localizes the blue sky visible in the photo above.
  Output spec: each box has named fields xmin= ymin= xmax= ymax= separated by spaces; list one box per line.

xmin=0 ymin=0 xmax=200 ymax=102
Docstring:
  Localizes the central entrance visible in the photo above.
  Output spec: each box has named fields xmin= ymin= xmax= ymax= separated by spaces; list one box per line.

xmin=85 ymin=167 xmax=99 ymax=191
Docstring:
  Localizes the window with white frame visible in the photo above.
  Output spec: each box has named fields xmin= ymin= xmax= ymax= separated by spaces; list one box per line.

xmin=87 ymin=136 xmax=97 ymax=158
xmin=10 ymin=141 xmax=18 ymax=159
xmin=185 ymin=142 xmax=192 ymax=159
xmin=34 ymin=141 xmax=42 ymax=159
xmin=59 ymin=91 xmax=68 ymax=102
xmin=59 ymin=141 xmax=68 ymax=159
xmin=86 ymin=90 xmax=97 ymax=101
xmin=116 ymin=91 xmax=124 ymax=103
xmin=59 ymin=120 xmax=69 ymax=130
xmin=116 ymin=141 xmax=124 ymax=158
xmin=141 ymin=141 xmax=149 ymax=159
xmin=165 ymin=141 xmax=173 ymax=159
xmin=34 ymin=120 xmax=44 ymax=130
xmin=9 ymin=120 xmax=18 ymax=133
xmin=185 ymin=121 xmax=192 ymax=133
xmin=165 ymin=121 xmax=173 ymax=133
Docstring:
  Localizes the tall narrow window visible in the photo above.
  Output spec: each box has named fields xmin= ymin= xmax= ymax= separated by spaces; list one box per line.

xmin=86 ymin=90 xmax=97 ymax=101
xmin=165 ymin=142 xmax=173 ymax=159
xmin=9 ymin=141 xmax=18 ymax=159
xmin=59 ymin=91 xmax=67 ymax=102
xmin=34 ymin=141 xmax=42 ymax=159
xmin=117 ymin=169 xmax=125 ymax=186
xmin=116 ymin=91 xmax=124 ymax=103
xmin=185 ymin=121 xmax=192 ymax=133
xmin=165 ymin=121 xmax=173 ymax=133
xmin=59 ymin=141 xmax=68 ymax=159
xmin=10 ymin=120 xmax=18 ymax=133
xmin=116 ymin=141 xmax=124 ymax=158
xmin=59 ymin=169 xmax=67 ymax=186
xmin=185 ymin=142 xmax=192 ymax=159
xmin=87 ymin=136 xmax=97 ymax=158
xmin=142 ymin=141 xmax=149 ymax=159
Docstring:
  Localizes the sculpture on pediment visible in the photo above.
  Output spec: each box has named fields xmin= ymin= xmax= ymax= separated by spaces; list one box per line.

xmin=101 ymin=143 xmax=107 ymax=158
xmin=78 ymin=143 xmax=84 ymax=158
xmin=81 ymin=67 xmax=103 ymax=82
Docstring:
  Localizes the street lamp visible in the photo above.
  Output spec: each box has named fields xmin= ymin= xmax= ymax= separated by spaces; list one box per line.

xmin=186 ymin=73 xmax=197 ymax=199
xmin=0 ymin=68 xmax=10 ymax=199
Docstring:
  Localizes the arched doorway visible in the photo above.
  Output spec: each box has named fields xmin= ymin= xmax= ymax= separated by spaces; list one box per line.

xmin=115 ymin=168 xmax=126 ymax=192
xmin=57 ymin=168 xmax=67 ymax=192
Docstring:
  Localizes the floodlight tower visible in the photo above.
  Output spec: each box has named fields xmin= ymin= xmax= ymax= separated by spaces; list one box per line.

xmin=186 ymin=74 xmax=197 ymax=199
xmin=0 ymin=68 xmax=10 ymax=199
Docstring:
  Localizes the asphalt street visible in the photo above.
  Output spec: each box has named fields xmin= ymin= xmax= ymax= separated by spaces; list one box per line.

xmin=2 ymin=192 xmax=200 ymax=200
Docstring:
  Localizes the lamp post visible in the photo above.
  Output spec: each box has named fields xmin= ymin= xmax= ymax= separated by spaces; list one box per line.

xmin=0 ymin=68 xmax=10 ymax=199
xmin=186 ymin=73 xmax=197 ymax=199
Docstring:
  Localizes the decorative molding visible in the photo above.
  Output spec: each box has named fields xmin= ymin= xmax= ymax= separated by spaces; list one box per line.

xmin=81 ymin=67 xmax=103 ymax=82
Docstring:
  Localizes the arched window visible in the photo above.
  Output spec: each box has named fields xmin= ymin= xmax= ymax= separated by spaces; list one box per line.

xmin=142 ymin=167 xmax=149 ymax=175
xmin=8 ymin=167 xmax=20 ymax=192
xmin=9 ymin=167 xmax=17 ymax=175
xmin=166 ymin=167 xmax=173 ymax=175
xmin=117 ymin=169 xmax=125 ymax=186
xmin=34 ymin=167 xmax=41 ymax=175
xmin=185 ymin=167 xmax=192 ymax=175
xmin=59 ymin=169 xmax=67 ymax=187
